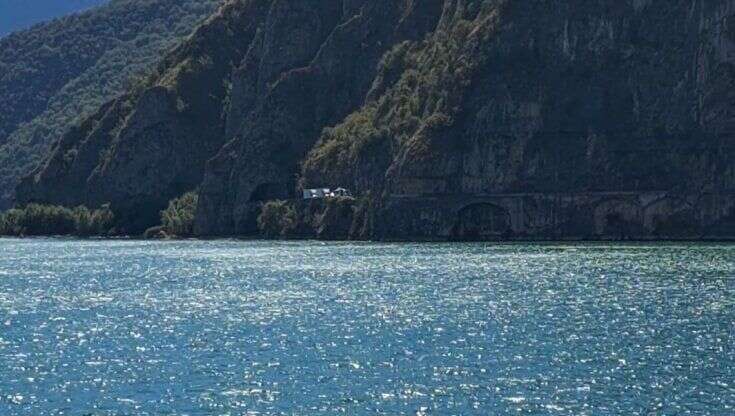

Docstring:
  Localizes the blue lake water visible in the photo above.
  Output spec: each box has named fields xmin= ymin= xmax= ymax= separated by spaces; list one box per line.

xmin=0 ymin=239 xmax=734 ymax=415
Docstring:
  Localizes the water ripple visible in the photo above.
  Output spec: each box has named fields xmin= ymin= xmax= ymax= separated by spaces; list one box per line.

xmin=0 ymin=239 xmax=733 ymax=415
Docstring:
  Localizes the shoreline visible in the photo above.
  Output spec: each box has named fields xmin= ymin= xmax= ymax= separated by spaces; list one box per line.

xmin=3 ymin=235 xmax=735 ymax=244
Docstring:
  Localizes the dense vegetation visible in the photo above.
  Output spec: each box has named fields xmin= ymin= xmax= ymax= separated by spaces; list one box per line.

xmin=257 ymin=200 xmax=299 ymax=238
xmin=0 ymin=192 xmax=199 ymax=238
xmin=142 ymin=192 xmax=200 ymax=239
xmin=0 ymin=0 xmax=107 ymax=37
xmin=0 ymin=204 xmax=115 ymax=237
xmin=0 ymin=0 xmax=223 ymax=209
xmin=159 ymin=192 xmax=199 ymax=238
xmin=301 ymin=8 xmax=493 ymax=192
xmin=257 ymin=197 xmax=359 ymax=240
xmin=17 ymin=0 xmax=272 ymax=236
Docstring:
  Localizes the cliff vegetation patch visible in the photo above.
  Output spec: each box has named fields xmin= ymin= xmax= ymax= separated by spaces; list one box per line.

xmin=0 ymin=204 xmax=115 ymax=237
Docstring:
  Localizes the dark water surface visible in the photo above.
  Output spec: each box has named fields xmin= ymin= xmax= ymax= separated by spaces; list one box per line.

xmin=0 ymin=239 xmax=734 ymax=415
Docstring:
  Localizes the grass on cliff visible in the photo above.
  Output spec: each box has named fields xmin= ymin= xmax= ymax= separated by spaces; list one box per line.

xmin=301 ymin=3 xmax=498 ymax=190
xmin=0 ymin=204 xmax=115 ymax=237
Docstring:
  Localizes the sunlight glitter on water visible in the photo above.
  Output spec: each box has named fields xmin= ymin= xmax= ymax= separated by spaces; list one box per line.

xmin=0 ymin=239 xmax=734 ymax=415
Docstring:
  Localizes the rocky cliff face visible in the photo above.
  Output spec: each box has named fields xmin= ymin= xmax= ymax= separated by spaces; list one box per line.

xmin=0 ymin=0 xmax=223 ymax=210
xmin=18 ymin=0 xmax=735 ymax=239
xmin=195 ymin=0 xmax=446 ymax=235
xmin=18 ymin=0 xmax=268 ymax=233
xmin=303 ymin=0 xmax=735 ymax=239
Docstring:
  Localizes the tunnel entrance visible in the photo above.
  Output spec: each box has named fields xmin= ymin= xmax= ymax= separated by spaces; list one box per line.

xmin=452 ymin=203 xmax=512 ymax=240
xmin=249 ymin=182 xmax=289 ymax=202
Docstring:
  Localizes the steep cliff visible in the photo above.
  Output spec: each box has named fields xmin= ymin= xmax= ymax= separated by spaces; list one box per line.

xmin=195 ymin=0 xmax=446 ymax=235
xmin=18 ymin=0 xmax=735 ymax=239
xmin=302 ymin=0 xmax=735 ymax=240
xmin=18 ymin=0 xmax=266 ymax=233
xmin=0 ymin=0 xmax=223 ymax=209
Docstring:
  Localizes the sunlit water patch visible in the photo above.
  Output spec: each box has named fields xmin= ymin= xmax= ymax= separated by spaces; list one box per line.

xmin=1 ymin=239 xmax=734 ymax=415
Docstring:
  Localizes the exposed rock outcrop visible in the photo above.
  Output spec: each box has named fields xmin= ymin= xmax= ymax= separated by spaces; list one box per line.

xmin=0 ymin=0 xmax=224 ymax=209
xmin=18 ymin=0 xmax=269 ymax=233
xmin=195 ymin=0 xmax=446 ymax=235
xmin=303 ymin=0 xmax=735 ymax=240
xmin=372 ymin=192 xmax=735 ymax=240
xmin=17 ymin=0 xmax=735 ymax=239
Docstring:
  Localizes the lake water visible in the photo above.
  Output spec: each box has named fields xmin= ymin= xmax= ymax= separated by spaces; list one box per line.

xmin=0 ymin=239 xmax=734 ymax=415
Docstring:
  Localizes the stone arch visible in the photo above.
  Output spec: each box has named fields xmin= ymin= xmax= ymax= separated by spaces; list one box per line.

xmin=643 ymin=197 xmax=698 ymax=237
xmin=452 ymin=203 xmax=512 ymax=239
xmin=593 ymin=198 xmax=642 ymax=238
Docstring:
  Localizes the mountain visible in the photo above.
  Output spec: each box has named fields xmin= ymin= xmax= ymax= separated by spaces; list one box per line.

xmin=0 ymin=0 xmax=223 ymax=209
xmin=0 ymin=0 xmax=107 ymax=37
xmin=17 ymin=0 xmax=735 ymax=239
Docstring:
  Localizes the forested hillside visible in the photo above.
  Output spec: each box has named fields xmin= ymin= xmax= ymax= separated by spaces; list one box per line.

xmin=0 ymin=0 xmax=223 ymax=209
xmin=15 ymin=0 xmax=735 ymax=240
xmin=0 ymin=0 xmax=107 ymax=37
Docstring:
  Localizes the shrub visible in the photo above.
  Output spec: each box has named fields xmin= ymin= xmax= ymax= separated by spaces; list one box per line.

xmin=257 ymin=200 xmax=298 ymax=238
xmin=2 ymin=204 xmax=75 ymax=236
xmin=0 ymin=210 xmax=19 ymax=235
xmin=160 ymin=192 xmax=198 ymax=237
xmin=74 ymin=204 xmax=115 ymax=236
xmin=0 ymin=203 xmax=115 ymax=236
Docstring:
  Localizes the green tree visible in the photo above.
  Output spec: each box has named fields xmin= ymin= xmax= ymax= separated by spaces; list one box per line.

xmin=257 ymin=200 xmax=298 ymax=238
xmin=161 ymin=192 xmax=198 ymax=237
xmin=0 ymin=203 xmax=115 ymax=237
xmin=74 ymin=204 xmax=115 ymax=236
